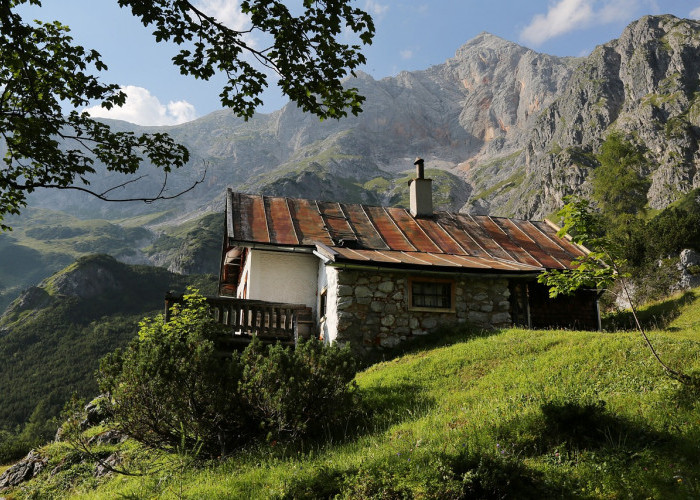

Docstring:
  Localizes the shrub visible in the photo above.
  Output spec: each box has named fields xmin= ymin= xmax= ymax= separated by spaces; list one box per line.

xmin=98 ymin=292 xmax=246 ymax=457
xmin=240 ymin=336 xmax=358 ymax=442
xmin=98 ymin=291 xmax=358 ymax=457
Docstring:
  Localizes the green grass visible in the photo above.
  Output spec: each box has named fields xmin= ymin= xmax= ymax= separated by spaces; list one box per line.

xmin=7 ymin=289 xmax=699 ymax=498
xmin=604 ymin=287 xmax=700 ymax=339
xmin=470 ymin=168 xmax=526 ymax=202
xmin=2 ymin=287 xmax=698 ymax=497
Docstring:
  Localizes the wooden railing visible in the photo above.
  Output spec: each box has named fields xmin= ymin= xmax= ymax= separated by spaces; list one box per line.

xmin=164 ymin=293 xmax=313 ymax=346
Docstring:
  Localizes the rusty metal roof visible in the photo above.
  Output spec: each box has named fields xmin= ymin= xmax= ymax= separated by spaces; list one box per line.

xmin=225 ymin=190 xmax=587 ymax=273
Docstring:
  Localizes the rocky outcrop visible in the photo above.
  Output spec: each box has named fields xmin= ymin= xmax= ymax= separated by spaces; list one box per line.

xmin=16 ymin=15 xmax=700 ymax=224
xmin=0 ymin=450 xmax=47 ymax=490
xmin=1 ymin=286 xmax=50 ymax=319
xmin=22 ymin=31 xmax=579 ymax=220
xmin=678 ymin=249 xmax=700 ymax=290
xmin=48 ymin=257 xmax=122 ymax=299
xmin=481 ymin=15 xmax=700 ymax=218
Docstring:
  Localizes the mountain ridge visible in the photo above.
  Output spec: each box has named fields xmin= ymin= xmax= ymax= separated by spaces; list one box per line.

xmin=10 ymin=15 xmax=699 ymax=224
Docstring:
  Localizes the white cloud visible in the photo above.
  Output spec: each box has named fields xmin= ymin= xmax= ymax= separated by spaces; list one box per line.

xmin=521 ymin=0 xmax=595 ymax=45
xmin=364 ymin=0 xmax=389 ymax=21
xmin=193 ymin=0 xmax=250 ymax=31
xmin=520 ymin=0 xmax=644 ymax=46
xmin=400 ymin=49 xmax=413 ymax=60
xmin=691 ymin=6 xmax=700 ymax=19
xmin=84 ymin=86 xmax=197 ymax=126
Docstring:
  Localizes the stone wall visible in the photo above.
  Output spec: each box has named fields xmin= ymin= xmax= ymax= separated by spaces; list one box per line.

xmin=333 ymin=269 xmax=511 ymax=350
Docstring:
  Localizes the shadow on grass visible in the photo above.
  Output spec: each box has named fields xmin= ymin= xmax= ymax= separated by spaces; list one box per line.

xmin=357 ymin=323 xmax=504 ymax=369
xmin=320 ymin=382 xmax=437 ymax=450
xmin=603 ymin=290 xmax=696 ymax=332
xmin=281 ymin=448 xmax=578 ymax=499
xmin=497 ymin=399 xmax=669 ymax=458
xmin=673 ymin=372 xmax=700 ymax=410
xmin=494 ymin=398 xmax=700 ymax=495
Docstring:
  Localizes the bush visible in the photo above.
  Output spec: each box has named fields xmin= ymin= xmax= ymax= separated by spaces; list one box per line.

xmin=240 ymin=337 xmax=358 ymax=442
xmin=98 ymin=291 xmax=358 ymax=457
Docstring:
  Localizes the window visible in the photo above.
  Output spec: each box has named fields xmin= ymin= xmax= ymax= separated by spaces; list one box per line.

xmin=408 ymin=278 xmax=455 ymax=312
xmin=319 ymin=288 xmax=328 ymax=320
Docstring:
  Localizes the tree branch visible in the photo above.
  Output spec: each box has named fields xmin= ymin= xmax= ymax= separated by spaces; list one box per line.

xmin=7 ymin=168 xmax=206 ymax=204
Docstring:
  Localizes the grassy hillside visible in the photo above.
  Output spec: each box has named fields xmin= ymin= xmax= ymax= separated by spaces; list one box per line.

xmin=7 ymin=288 xmax=700 ymax=499
xmin=0 ymin=255 xmax=216 ymax=433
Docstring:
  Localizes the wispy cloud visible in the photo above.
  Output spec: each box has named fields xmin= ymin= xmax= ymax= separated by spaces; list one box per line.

xmin=520 ymin=0 xmax=643 ymax=46
xmin=84 ymin=86 xmax=197 ymax=126
xmin=364 ymin=0 xmax=389 ymax=21
xmin=194 ymin=0 xmax=250 ymax=31
xmin=691 ymin=6 xmax=700 ymax=19
xmin=400 ymin=49 xmax=413 ymax=60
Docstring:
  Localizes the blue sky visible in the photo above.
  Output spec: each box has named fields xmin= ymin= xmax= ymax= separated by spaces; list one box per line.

xmin=20 ymin=0 xmax=700 ymax=125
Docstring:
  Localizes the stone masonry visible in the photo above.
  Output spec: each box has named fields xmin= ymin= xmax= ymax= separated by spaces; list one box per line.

xmin=333 ymin=269 xmax=511 ymax=350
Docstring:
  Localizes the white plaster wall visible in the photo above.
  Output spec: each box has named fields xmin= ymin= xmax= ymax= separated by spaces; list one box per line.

xmin=236 ymin=250 xmax=252 ymax=298
xmin=318 ymin=264 xmax=339 ymax=344
xmin=247 ymin=250 xmax=319 ymax=313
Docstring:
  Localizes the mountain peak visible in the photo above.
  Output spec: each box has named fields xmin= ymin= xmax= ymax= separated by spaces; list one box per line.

xmin=454 ymin=32 xmax=529 ymax=59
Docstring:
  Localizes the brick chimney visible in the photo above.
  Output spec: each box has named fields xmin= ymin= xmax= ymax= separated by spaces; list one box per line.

xmin=408 ymin=157 xmax=432 ymax=217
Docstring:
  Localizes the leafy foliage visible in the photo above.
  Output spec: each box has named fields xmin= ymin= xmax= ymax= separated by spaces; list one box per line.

xmin=239 ymin=336 xmax=359 ymax=442
xmin=538 ymin=197 xmax=617 ymax=297
xmin=98 ymin=291 xmax=358 ymax=457
xmin=0 ymin=0 xmax=374 ymax=229
xmin=592 ymin=132 xmax=651 ymax=223
xmin=120 ymin=0 xmax=373 ymax=120
xmin=0 ymin=1 xmax=190 ymax=229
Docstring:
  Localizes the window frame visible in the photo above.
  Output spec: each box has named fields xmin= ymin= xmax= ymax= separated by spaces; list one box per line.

xmin=407 ymin=277 xmax=456 ymax=313
xmin=319 ymin=287 xmax=328 ymax=321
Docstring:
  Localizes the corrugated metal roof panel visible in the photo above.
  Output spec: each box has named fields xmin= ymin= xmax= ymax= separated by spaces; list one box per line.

xmin=492 ymin=218 xmax=564 ymax=269
xmin=364 ymin=205 xmax=416 ymax=252
xmin=265 ymin=196 xmax=298 ymax=245
xmin=414 ymin=217 xmax=465 ymax=254
xmin=519 ymin=221 xmax=573 ymax=263
xmin=473 ymin=215 xmax=543 ymax=267
xmin=327 ymin=248 xmax=543 ymax=272
xmin=386 ymin=207 xmax=443 ymax=253
xmin=226 ymin=190 xmax=588 ymax=272
xmin=341 ymin=203 xmax=389 ymax=250
xmin=453 ymin=214 xmax=512 ymax=260
xmin=317 ymin=201 xmax=356 ymax=243
xmin=233 ymin=193 xmax=270 ymax=243
xmin=287 ymin=198 xmax=333 ymax=246
xmin=433 ymin=214 xmax=488 ymax=257
xmin=530 ymin=220 xmax=587 ymax=263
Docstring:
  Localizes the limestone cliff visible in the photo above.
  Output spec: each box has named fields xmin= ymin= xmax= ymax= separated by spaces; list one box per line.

xmin=473 ymin=15 xmax=700 ymax=218
xmin=16 ymin=15 xmax=700 ymax=223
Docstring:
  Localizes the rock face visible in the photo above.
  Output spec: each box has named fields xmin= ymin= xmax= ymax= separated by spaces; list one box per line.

xmin=49 ymin=259 xmax=122 ymax=299
xmin=678 ymin=249 xmax=700 ymax=290
xmin=17 ymin=15 xmax=700 ymax=223
xmin=0 ymin=450 xmax=47 ymax=490
xmin=22 ymin=32 xmax=577 ymax=219
xmin=475 ymin=15 xmax=700 ymax=218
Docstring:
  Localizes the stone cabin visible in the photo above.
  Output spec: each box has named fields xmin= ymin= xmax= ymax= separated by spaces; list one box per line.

xmin=219 ymin=162 xmax=600 ymax=351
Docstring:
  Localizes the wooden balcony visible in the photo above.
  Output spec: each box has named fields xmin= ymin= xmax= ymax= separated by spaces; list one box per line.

xmin=164 ymin=293 xmax=314 ymax=347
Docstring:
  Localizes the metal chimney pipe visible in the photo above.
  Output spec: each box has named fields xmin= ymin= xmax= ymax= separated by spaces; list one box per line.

xmin=414 ymin=157 xmax=424 ymax=179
